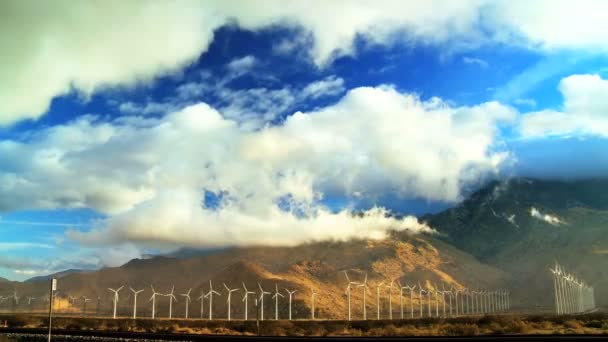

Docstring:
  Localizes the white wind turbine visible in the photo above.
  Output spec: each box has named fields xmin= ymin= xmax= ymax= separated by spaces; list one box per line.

xmin=343 ymin=271 xmax=360 ymax=321
xmin=149 ymin=285 xmax=161 ymax=319
xmin=165 ymin=285 xmax=177 ymax=319
xmin=272 ymin=283 xmax=284 ymax=320
xmin=81 ymin=296 xmax=91 ymax=316
xmin=386 ymin=280 xmax=394 ymax=320
xmin=418 ymin=282 xmax=426 ymax=318
xmin=311 ymin=289 xmax=317 ymax=320
xmin=284 ymin=288 xmax=297 ymax=320
xmin=405 ymin=283 xmax=417 ymax=319
xmin=356 ymin=273 xmax=368 ymax=320
xmin=129 ymin=287 xmax=144 ymax=319
xmin=376 ymin=281 xmax=384 ymax=320
xmin=180 ymin=288 xmax=192 ymax=319
xmin=223 ymin=283 xmax=239 ymax=321
xmin=258 ymin=283 xmax=271 ymax=321
xmin=242 ymin=283 xmax=255 ymax=320
xmin=426 ymin=285 xmax=432 ymax=317
xmin=68 ymin=295 xmax=77 ymax=313
xmin=108 ymin=286 xmax=124 ymax=319
xmin=204 ymin=281 xmax=220 ymax=320
xmin=197 ymin=290 xmax=205 ymax=319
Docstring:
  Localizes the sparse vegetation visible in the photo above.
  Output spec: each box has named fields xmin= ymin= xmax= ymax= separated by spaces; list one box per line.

xmin=1 ymin=313 xmax=607 ymax=336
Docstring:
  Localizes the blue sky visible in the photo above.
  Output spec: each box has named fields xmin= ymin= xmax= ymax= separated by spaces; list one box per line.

xmin=2 ymin=0 xmax=608 ymax=280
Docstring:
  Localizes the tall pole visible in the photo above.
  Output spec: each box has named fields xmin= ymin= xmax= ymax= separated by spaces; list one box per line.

xmin=48 ymin=278 xmax=56 ymax=342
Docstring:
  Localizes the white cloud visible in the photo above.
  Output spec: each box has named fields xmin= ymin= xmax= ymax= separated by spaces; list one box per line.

xmin=0 ymin=243 xmax=53 ymax=250
xmin=462 ymin=56 xmax=489 ymax=68
xmin=227 ymin=55 xmax=258 ymax=74
xmin=519 ymin=74 xmax=608 ymax=137
xmin=3 ymin=0 xmax=608 ymax=126
xmin=301 ymin=76 xmax=345 ymax=99
xmin=513 ymin=98 xmax=537 ymax=108
xmin=0 ymin=0 xmax=219 ymax=126
xmin=489 ymin=0 xmax=608 ymax=52
xmin=530 ymin=207 xmax=565 ymax=226
xmin=1 ymin=86 xmax=515 ymax=249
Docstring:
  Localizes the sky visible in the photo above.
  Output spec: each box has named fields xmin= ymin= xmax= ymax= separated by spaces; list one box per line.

xmin=2 ymin=0 xmax=608 ymax=280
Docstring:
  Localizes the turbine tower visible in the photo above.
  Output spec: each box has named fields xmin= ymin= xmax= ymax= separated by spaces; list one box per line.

xmin=149 ymin=285 xmax=161 ymax=319
xmin=204 ymin=281 xmax=220 ymax=320
xmin=376 ymin=281 xmax=384 ymax=320
xmin=180 ymin=288 xmax=192 ymax=319
xmin=272 ymin=283 xmax=284 ymax=320
xmin=129 ymin=287 xmax=144 ymax=319
xmin=82 ymin=296 xmax=91 ymax=317
xmin=242 ymin=283 xmax=255 ymax=320
xmin=108 ymin=286 xmax=124 ymax=319
xmin=343 ymin=271 xmax=360 ymax=321
xmin=418 ymin=282 xmax=426 ymax=318
xmin=197 ymin=290 xmax=205 ymax=319
xmin=356 ymin=273 xmax=368 ymax=320
xmin=386 ymin=280 xmax=394 ymax=320
xmin=311 ymin=289 xmax=317 ymax=320
xmin=223 ymin=283 xmax=239 ymax=321
xmin=165 ymin=285 xmax=177 ymax=319
xmin=258 ymin=283 xmax=270 ymax=321
xmin=284 ymin=288 xmax=297 ymax=320
xmin=406 ymin=283 xmax=416 ymax=319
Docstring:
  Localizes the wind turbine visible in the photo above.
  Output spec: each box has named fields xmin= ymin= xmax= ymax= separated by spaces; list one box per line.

xmin=418 ymin=282 xmax=426 ymax=318
xmin=386 ymin=280 xmax=394 ymax=320
xmin=356 ymin=273 xmax=368 ymax=320
xmin=397 ymin=280 xmax=406 ymax=319
xmin=343 ymin=271 xmax=360 ymax=321
xmin=284 ymin=288 xmax=297 ymax=320
xmin=432 ymin=285 xmax=439 ymax=318
xmin=108 ymin=286 xmax=124 ymax=319
xmin=405 ymin=283 xmax=416 ymax=319
xmin=68 ymin=295 xmax=77 ymax=313
xmin=311 ymin=289 xmax=317 ymax=320
xmin=272 ymin=283 xmax=284 ymax=320
xmin=204 ymin=281 xmax=220 ymax=320
xmin=82 ymin=296 xmax=91 ymax=317
xmin=165 ymin=285 xmax=177 ymax=319
xmin=197 ymin=290 xmax=205 ymax=319
xmin=242 ymin=283 xmax=254 ymax=320
xmin=426 ymin=285 xmax=432 ymax=317
xmin=149 ymin=285 xmax=161 ymax=319
xmin=180 ymin=288 xmax=192 ymax=319
xmin=129 ymin=287 xmax=144 ymax=319
xmin=258 ymin=283 xmax=270 ymax=321
xmin=223 ymin=283 xmax=239 ymax=321
xmin=376 ymin=281 xmax=385 ymax=320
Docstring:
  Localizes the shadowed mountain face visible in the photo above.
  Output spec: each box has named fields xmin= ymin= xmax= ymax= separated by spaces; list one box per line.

xmin=424 ymin=178 xmax=608 ymax=308
xmin=1 ymin=178 xmax=606 ymax=317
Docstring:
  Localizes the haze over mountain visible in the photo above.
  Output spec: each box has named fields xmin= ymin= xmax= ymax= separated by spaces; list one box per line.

xmin=1 ymin=178 xmax=605 ymax=318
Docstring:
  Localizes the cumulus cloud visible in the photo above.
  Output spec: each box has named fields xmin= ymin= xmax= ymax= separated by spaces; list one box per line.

xmin=0 ymin=0 xmax=219 ymax=126
xmin=489 ymin=0 xmax=608 ymax=52
xmin=519 ymin=74 xmax=608 ymax=137
xmin=0 ymin=86 xmax=515 ymax=248
xmin=9 ymin=0 xmax=605 ymax=126
xmin=530 ymin=207 xmax=566 ymax=226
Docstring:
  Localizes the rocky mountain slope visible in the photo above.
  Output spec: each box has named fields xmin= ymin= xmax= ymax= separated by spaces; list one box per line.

xmin=1 ymin=178 xmax=606 ymax=318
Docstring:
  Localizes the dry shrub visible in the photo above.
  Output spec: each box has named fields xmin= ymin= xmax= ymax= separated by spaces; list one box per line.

xmin=564 ymin=320 xmax=582 ymax=329
xmin=584 ymin=320 xmax=603 ymax=328
xmin=488 ymin=322 xmax=506 ymax=335
xmin=440 ymin=323 xmax=480 ymax=336
xmin=504 ymin=317 xmax=531 ymax=334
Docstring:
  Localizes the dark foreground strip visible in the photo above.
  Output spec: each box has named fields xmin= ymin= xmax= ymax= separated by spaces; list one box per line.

xmin=2 ymin=328 xmax=608 ymax=342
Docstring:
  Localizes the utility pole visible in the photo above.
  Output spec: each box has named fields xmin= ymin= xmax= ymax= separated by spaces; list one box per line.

xmin=48 ymin=278 xmax=56 ymax=342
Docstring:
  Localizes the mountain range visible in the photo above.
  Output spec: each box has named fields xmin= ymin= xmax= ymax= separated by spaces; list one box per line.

xmin=0 ymin=178 xmax=606 ymax=319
